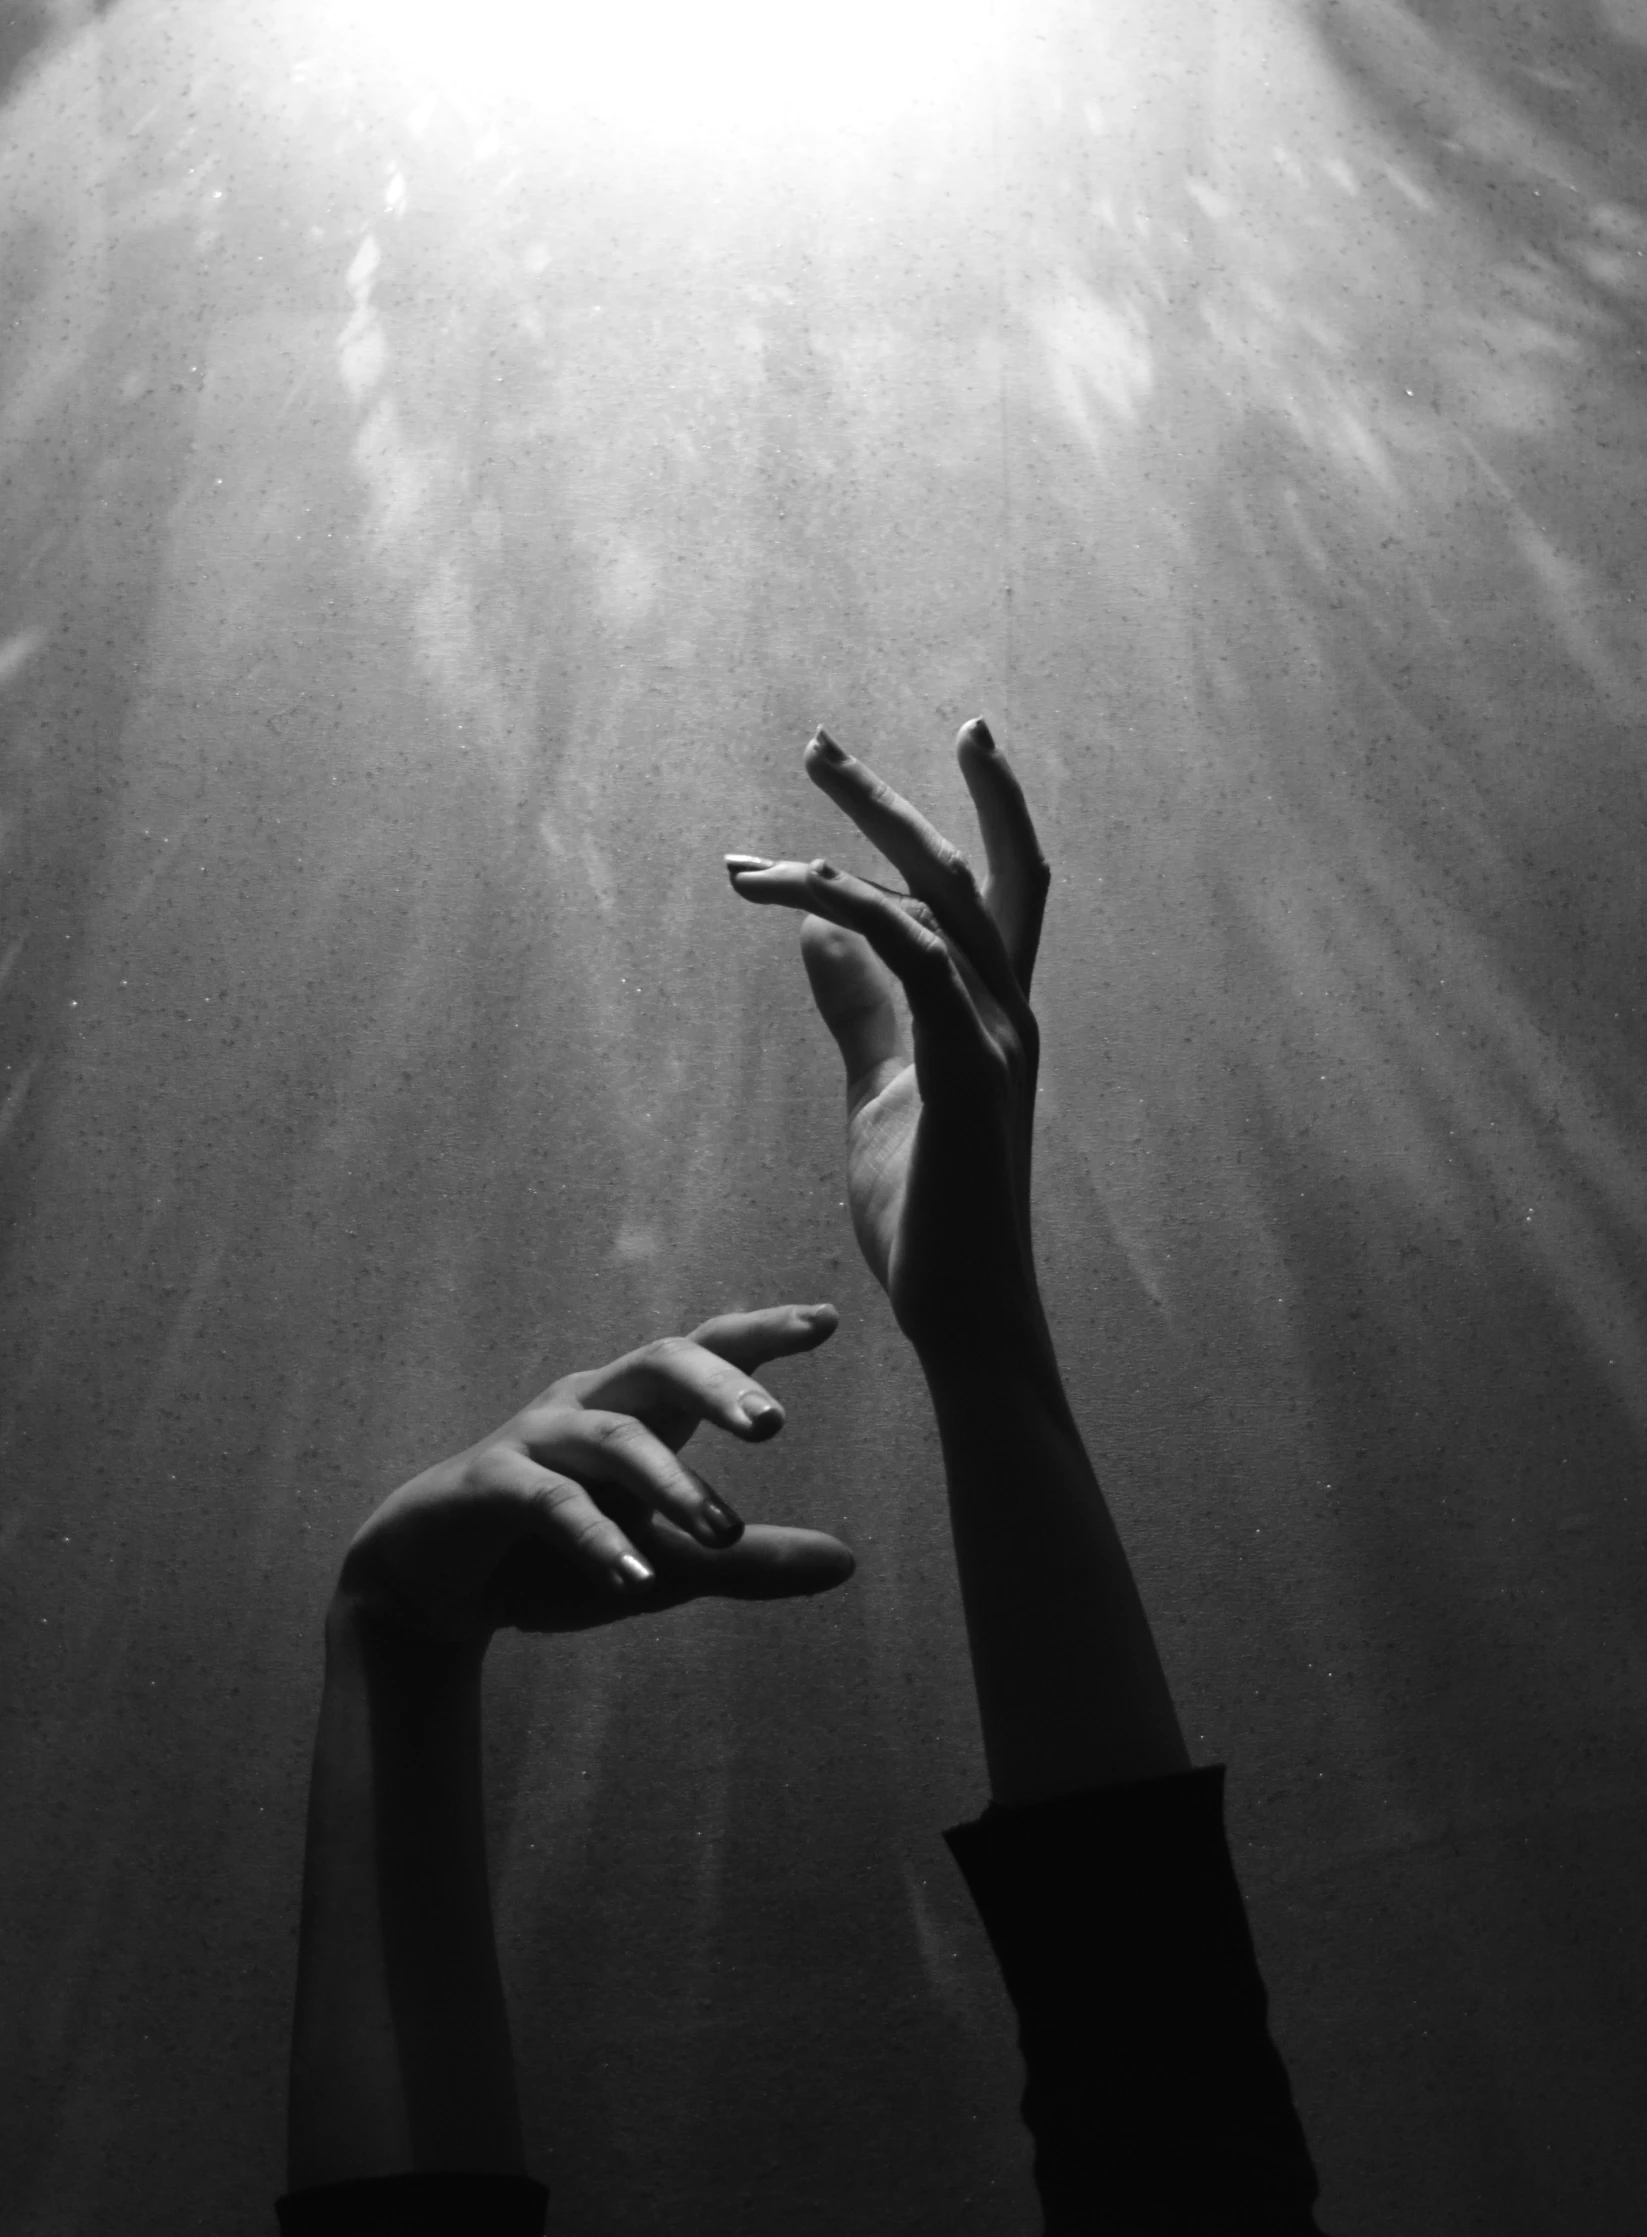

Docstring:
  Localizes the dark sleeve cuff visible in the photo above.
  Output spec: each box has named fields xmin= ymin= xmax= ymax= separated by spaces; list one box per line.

xmin=275 ymin=2171 xmax=550 ymax=2235
xmin=945 ymin=1764 xmax=1323 ymax=2234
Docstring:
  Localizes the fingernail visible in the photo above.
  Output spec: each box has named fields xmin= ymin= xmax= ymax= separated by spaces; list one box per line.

xmin=738 ymin=1394 xmax=783 ymax=1435
xmin=965 ymin=717 xmax=995 ymax=751
xmin=812 ymin=728 xmax=848 ymax=763
xmin=725 ymin=854 xmax=773 ymax=874
xmin=615 ymin=1552 xmax=655 ymax=1589
xmin=698 ymin=1497 xmax=743 ymax=1545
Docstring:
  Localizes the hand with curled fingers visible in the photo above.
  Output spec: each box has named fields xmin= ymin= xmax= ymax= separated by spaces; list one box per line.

xmin=727 ymin=720 xmax=1053 ymax=1365
xmin=336 ymin=1302 xmax=854 ymax=1646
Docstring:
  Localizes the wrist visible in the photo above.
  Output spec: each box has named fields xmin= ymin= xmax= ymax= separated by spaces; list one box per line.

xmin=325 ymin=1583 xmax=489 ymax=1691
xmin=913 ymin=1307 xmax=1070 ymax=1425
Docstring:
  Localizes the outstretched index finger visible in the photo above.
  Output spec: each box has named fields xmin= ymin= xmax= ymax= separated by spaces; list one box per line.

xmin=685 ymin=1300 xmax=839 ymax=1372
xmin=639 ymin=1518 xmax=856 ymax=1602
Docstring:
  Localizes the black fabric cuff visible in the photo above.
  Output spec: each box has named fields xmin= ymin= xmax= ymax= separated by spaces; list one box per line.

xmin=275 ymin=2170 xmax=550 ymax=2235
xmin=945 ymin=1765 xmax=1323 ymax=2232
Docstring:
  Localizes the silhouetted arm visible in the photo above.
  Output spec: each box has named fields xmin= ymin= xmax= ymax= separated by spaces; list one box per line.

xmin=280 ymin=1309 xmax=853 ymax=2231
xmin=917 ymin=1342 xmax=1189 ymax=1803
xmin=730 ymin=722 xmax=1186 ymax=1805
xmin=730 ymin=722 xmax=1325 ymax=2232
xmin=286 ymin=1610 xmax=525 ymax=2196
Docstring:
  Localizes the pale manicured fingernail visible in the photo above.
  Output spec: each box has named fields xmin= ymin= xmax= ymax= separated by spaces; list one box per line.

xmin=812 ymin=728 xmax=848 ymax=763
xmin=615 ymin=1552 xmax=655 ymax=1589
xmin=965 ymin=717 xmax=995 ymax=751
xmin=725 ymin=853 xmax=772 ymax=872
xmin=739 ymin=1394 xmax=783 ymax=1434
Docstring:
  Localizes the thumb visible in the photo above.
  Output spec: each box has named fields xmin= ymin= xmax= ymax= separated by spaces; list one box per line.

xmin=651 ymin=1520 xmax=856 ymax=1602
xmin=799 ymin=914 xmax=904 ymax=1111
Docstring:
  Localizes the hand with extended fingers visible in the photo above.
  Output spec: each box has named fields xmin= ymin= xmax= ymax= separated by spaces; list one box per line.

xmin=337 ymin=1304 xmax=854 ymax=1646
xmin=727 ymin=720 xmax=1052 ymax=1366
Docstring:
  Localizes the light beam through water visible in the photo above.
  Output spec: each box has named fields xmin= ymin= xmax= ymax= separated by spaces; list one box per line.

xmin=325 ymin=0 xmax=1018 ymax=156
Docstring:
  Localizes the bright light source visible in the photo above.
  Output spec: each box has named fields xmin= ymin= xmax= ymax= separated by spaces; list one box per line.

xmin=329 ymin=0 xmax=1014 ymax=158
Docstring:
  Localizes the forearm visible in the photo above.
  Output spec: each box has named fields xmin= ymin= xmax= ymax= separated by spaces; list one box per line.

xmin=918 ymin=1334 xmax=1189 ymax=1808
xmin=286 ymin=1595 xmax=525 ymax=2191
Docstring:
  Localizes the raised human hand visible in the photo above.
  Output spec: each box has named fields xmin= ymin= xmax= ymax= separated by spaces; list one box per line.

xmin=726 ymin=720 xmax=1051 ymax=1365
xmin=336 ymin=1304 xmax=853 ymax=1644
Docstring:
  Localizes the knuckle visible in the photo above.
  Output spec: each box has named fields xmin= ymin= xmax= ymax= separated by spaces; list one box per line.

xmin=590 ymin=1412 xmax=641 ymax=1454
xmin=976 ymin=1030 xmax=1013 ymax=1081
xmin=457 ymin=1453 xmax=495 ymax=1499
xmin=1004 ymin=1039 xmax=1035 ymax=1092
xmin=535 ymin=1478 xmax=582 ymax=1522
xmin=999 ymin=1000 xmax=1039 ymax=1066
xmin=566 ymin=1510 xmax=613 ymax=1555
